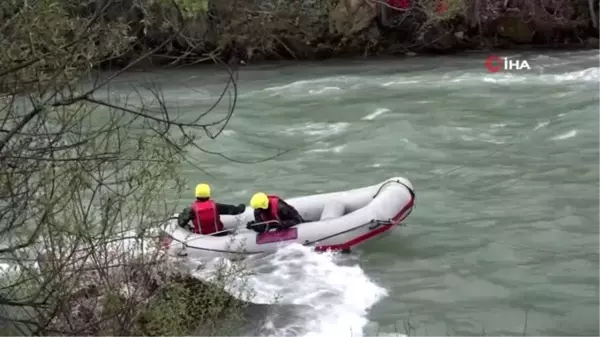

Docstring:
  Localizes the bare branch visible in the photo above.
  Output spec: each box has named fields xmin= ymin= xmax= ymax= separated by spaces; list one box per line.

xmin=0 ymin=1 xmax=261 ymax=335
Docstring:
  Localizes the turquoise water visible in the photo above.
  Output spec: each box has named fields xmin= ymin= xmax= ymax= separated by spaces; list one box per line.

xmin=5 ymin=50 xmax=598 ymax=336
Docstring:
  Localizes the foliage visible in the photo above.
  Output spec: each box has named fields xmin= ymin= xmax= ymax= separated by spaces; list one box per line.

xmin=418 ymin=0 xmax=468 ymax=22
xmin=172 ymin=0 xmax=209 ymax=18
xmin=0 ymin=0 xmax=253 ymax=335
xmin=208 ymin=0 xmax=332 ymax=60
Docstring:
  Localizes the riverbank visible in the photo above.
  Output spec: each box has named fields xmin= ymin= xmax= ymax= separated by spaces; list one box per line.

xmin=33 ymin=251 xmax=274 ymax=336
xmin=97 ymin=0 xmax=599 ymax=68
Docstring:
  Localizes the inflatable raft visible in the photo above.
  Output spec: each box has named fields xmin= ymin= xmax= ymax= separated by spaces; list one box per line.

xmin=159 ymin=177 xmax=415 ymax=259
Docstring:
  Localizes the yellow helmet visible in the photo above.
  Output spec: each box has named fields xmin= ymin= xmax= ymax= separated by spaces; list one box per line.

xmin=250 ymin=192 xmax=269 ymax=209
xmin=195 ymin=183 xmax=211 ymax=198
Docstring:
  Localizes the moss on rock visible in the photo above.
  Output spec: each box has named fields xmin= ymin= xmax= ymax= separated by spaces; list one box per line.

xmin=36 ymin=252 xmax=261 ymax=336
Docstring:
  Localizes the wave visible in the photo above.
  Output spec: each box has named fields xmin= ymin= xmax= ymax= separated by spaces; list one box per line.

xmin=190 ymin=244 xmax=388 ymax=337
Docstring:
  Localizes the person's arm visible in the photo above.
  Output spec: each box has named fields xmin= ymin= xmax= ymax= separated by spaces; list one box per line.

xmin=215 ymin=202 xmax=246 ymax=215
xmin=277 ymin=201 xmax=304 ymax=225
xmin=177 ymin=207 xmax=193 ymax=228
xmin=245 ymin=209 xmax=267 ymax=233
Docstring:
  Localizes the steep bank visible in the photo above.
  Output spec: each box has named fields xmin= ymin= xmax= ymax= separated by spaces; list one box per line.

xmin=97 ymin=0 xmax=599 ymax=67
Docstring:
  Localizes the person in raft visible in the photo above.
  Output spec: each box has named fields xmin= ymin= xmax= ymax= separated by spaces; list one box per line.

xmin=178 ymin=183 xmax=246 ymax=235
xmin=246 ymin=192 xmax=304 ymax=233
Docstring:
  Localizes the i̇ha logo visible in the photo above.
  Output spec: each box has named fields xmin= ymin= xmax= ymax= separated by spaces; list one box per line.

xmin=485 ymin=55 xmax=531 ymax=73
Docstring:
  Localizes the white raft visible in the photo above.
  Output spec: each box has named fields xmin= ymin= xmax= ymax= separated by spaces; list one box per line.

xmin=159 ymin=176 xmax=415 ymax=259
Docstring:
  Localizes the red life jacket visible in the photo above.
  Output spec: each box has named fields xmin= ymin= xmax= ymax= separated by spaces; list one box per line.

xmin=191 ymin=200 xmax=224 ymax=235
xmin=257 ymin=195 xmax=281 ymax=222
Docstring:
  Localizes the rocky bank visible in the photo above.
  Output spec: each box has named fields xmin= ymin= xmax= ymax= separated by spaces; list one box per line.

xmin=98 ymin=0 xmax=599 ymax=67
xmin=32 ymin=251 xmax=304 ymax=336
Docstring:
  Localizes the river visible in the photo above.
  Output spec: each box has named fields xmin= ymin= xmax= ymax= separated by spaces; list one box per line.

xmin=109 ymin=50 xmax=598 ymax=336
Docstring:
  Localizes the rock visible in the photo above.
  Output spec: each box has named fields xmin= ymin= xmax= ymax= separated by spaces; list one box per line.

xmin=37 ymin=249 xmax=310 ymax=337
xmin=454 ymin=31 xmax=464 ymax=39
xmin=495 ymin=15 xmax=534 ymax=44
xmin=419 ymin=23 xmax=458 ymax=51
xmin=330 ymin=0 xmax=377 ymax=36
xmin=587 ymin=37 xmax=599 ymax=48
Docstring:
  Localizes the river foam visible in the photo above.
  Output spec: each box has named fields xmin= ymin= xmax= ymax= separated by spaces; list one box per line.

xmin=241 ymin=56 xmax=598 ymax=100
xmin=190 ymin=244 xmax=388 ymax=337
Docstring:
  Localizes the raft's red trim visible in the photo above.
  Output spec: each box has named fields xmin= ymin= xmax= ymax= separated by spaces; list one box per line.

xmin=314 ymin=195 xmax=414 ymax=252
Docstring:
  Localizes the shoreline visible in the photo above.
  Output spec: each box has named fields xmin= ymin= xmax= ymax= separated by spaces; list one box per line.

xmin=113 ymin=43 xmax=599 ymax=72
xmin=90 ymin=0 xmax=599 ymax=71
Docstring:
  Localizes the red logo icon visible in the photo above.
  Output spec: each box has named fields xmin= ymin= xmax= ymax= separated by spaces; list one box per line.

xmin=485 ymin=55 xmax=502 ymax=73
